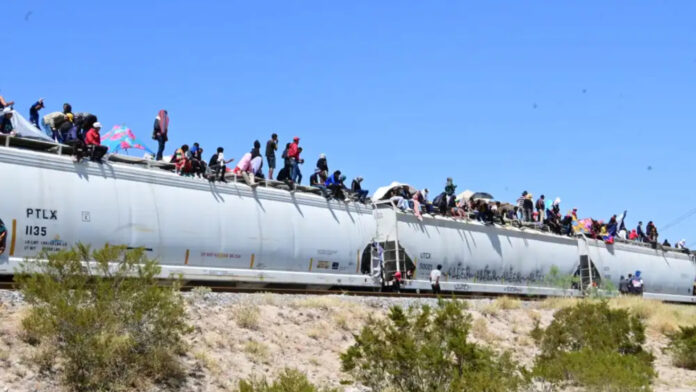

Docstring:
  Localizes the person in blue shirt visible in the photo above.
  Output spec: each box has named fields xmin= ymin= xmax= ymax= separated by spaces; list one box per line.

xmin=325 ymin=170 xmax=347 ymax=200
xmin=29 ymin=99 xmax=44 ymax=129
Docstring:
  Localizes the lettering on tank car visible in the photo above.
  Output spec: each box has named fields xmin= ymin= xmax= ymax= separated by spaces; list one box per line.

xmin=26 ymin=208 xmax=58 ymax=220
xmin=420 ymin=263 xmax=433 ymax=272
xmin=419 ymin=252 xmax=431 ymax=259
xmin=81 ymin=211 xmax=91 ymax=222
xmin=200 ymin=252 xmax=242 ymax=259
xmin=317 ymin=249 xmax=338 ymax=256
xmin=504 ymin=286 xmax=523 ymax=293
xmin=446 ymin=264 xmax=544 ymax=283
xmin=454 ymin=283 xmax=471 ymax=291
xmin=332 ymin=262 xmax=339 ymax=270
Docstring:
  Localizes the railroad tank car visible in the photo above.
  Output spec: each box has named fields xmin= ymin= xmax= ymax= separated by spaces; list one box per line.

xmin=373 ymin=205 xmax=696 ymax=301
xmin=0 ymin=136 xmax=694 ymax=302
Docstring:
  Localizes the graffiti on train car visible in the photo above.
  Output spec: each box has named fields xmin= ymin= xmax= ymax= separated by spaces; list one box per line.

xmin=445 ymin=264 xmax=545 ymax=283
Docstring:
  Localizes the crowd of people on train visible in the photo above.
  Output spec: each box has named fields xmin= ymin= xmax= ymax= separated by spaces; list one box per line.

xmin=0 ymin=95 xmax=690 ymax=246
xmin=382 ymin=177 xmax=690 ymax=252
xmin=1 ymin=96 xmax=370 ymax=203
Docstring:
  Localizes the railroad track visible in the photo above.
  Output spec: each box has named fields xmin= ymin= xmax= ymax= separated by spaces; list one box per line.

xmin=0 ymin=278 xmax=542 ymax=301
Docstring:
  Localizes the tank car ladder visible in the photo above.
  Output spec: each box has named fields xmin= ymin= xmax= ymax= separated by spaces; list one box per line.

xmin=577 ymin=235 xmax=595 ymax=292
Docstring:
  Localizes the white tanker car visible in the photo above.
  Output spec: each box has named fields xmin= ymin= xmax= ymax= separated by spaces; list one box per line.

xmin=1 ymin=135 xmax=694 ymax=302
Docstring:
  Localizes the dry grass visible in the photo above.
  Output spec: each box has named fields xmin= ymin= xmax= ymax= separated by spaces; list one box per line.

xmin=243 ymin=340 xmax=271 ymax=363
xmin=193 ymin=350 xmax=222 ymax=376
xmin=471 ymin=317 xmax=495 ymax=342
xmin=291 ymin=296 xmax=345 ymax=310
xmin=608 ymin=296 xmax=696 ymax=335
xmin=481 ymin=296 xmax=521 ymax=316
xmin=235 ymin=305 xmax=261 ymax=330
xmin=537 ymin=296 xmax=581 ymax=310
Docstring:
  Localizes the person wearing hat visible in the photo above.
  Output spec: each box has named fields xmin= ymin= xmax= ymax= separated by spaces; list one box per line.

xmin=351 ymin=176 xmax=369 ymax=204
xmin=85 ymin=122 xmax=107 ymax=162
xmin=1 ymin=107 xmax=15 ymax=136
xmin=325 ymin=170 xmax=347 ymax=200
xmin=523 ymin=193 xmax=534 ymax=222
xmin=29 ymin=99 xmax=45 ymax=129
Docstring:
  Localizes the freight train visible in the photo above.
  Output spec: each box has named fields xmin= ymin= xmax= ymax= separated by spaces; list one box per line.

xmin=1 ymin=135 xmax=694 ymax=302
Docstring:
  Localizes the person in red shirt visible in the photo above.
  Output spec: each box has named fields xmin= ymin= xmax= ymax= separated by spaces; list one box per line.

xmin=287 ymin=137 xmax=304 ymax=183
xmin=85 ymin=122 xmax=107 ymax=162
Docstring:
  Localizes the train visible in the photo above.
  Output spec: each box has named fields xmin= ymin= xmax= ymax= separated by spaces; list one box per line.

xmin=1 ymin=134 xmax=695 ymax=302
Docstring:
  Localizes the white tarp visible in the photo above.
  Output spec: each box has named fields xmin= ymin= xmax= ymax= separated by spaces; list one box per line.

xmin=8 ymin=110 xmax=52 ymax=141
xmin=372 ymin=181 xmax=417 ymax=200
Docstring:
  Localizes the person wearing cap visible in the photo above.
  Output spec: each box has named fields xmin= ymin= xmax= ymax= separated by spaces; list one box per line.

xmin=85 ymin=122 xmax=107 ymax=162
xmin=351 ymin=176 xmax=369 ymax=203
xmin=316 ymin=153 xmax=328 ymax=177
xmin=29 ymin=99 xmax=45 ymax=129
xmin=0 ymin=108 xmax=15 ymax=136
xmin=325 ymin=170 xmax=347 ymax=200
xmin=265 ymin=133 xmax=278 ymax=180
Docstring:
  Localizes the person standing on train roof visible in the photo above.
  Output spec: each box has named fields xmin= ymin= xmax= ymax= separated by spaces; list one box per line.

xmin=536 ymin=195 xmax=545 ymax=222
xmin=265 ymin=133 xmax=278 ymax=180
xmin=153 ymin=109 xmax=169 ymax=161
xmin=636 ymin=221 xmax=646 ymax=242
xmin=287 ymin=137 xmax=303 ymax=183
xmin=445 ymin=177 xmax=456 ymax=196
xmin=430 ymin=264 xmax=442 ymax=294
xmin=28 ymin=99 xmax=44 ymax=129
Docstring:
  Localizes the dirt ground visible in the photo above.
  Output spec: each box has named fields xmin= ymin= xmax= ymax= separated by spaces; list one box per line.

xmin=1 ymin=291 xmax=696 ymax=391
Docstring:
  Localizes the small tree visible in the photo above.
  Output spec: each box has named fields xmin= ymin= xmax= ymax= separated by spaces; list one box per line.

xmin=16 ymin=244 xmax=191 ymax=391
xmin=238 ymin=368 xmax=338 ymax=392
xmin=532 ymin=300 xmax=655 ymax=391
xmin=341 ymin=299 xmax=528 ymax=392
xmin=666 ymin=325 xmax=696 ymax=370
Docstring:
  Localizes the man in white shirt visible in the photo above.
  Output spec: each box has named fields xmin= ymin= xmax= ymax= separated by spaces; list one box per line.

xmin=430 ymin=264 xmax=442 ymax=294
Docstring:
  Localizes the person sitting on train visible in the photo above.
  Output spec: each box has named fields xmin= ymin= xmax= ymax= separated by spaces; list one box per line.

xmin=662 ymin=239 xmax=671 ymax=247
xmin=432 ymin=192 xmax=448 ymax=215
xmin=189 ymin=143 xmax=207 ymax=178
xmin=449 ymin=195 xmax=466 ymax=219
xmin=325 ymin=170 xmax=348 ymax=201
xmin=646 ymin=221 xmax=658 ymax=245
xmin=387 ymin=186 xmax=410 ymax=211
xmin=676 ymin=239 xmax=688 ymax=250
xmin=84 ymin=122 xmax=108 ymax=162
xmin=250 ymin=140 xmax=261 ymax=159
xmin=560 ymin=215 xmax=574 ymax=236
xmin=316 ymin=153 xmax=328 ymax=179
xmin=172 ymin=144 xmax=192 ymax=175
xmin=412 ymin=188 xmax=429 ymax=220
xmin=351 ymin=177 xmax=369 ymax=203
xmin=209 ymin=147 xmax=233 ymax=182
xmin=1 ymin=108 xmax=16 ymax=136
xmin=628 ymin=229 xmax=639 ymax=240
xmin=310 ymin=169 xmax=330 ymax=198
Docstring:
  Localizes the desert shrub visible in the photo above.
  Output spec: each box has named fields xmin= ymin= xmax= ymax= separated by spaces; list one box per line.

xmin=235 ymin=304 xmax=261 ymax=329
xmin=532 ymin=300 xmax=655 ymax=391
xmin=341 ymin=299 xmax=528 ymax=392
xmin=544 ymin=264 xmax=580 ymax=290
xmin=238 ymin=368 xmax=337 ymax=392
xmin=666 ymin=325 xmax=696 ymax=369
xmin=15 ymin=244 xmax=191 ymax=391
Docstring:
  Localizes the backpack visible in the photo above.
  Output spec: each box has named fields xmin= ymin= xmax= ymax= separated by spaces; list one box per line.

xmin=42 ymin=112 xmax=65 ymax=130
xmin=432 ymin=192 xmax=447 ymax=213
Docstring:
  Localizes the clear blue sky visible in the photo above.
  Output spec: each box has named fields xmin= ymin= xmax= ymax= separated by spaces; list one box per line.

xmin=3 ymin=1 xmax=695 ymax=245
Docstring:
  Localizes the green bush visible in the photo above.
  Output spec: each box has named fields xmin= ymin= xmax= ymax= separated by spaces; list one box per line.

xmin=666 ymin=325 xmax=696 ymax=369
xmin=532 ymin=300 xmax=655 ymax=391
xmin=544 ymin=264 xmax=580 ymax=290
xmin=16 ymin=244 xmax=191 ymax=391
xmin=238 ymin=368 xmax=338 ymax=392
xmin=341 ymin=299 xmax=528 ymax=392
